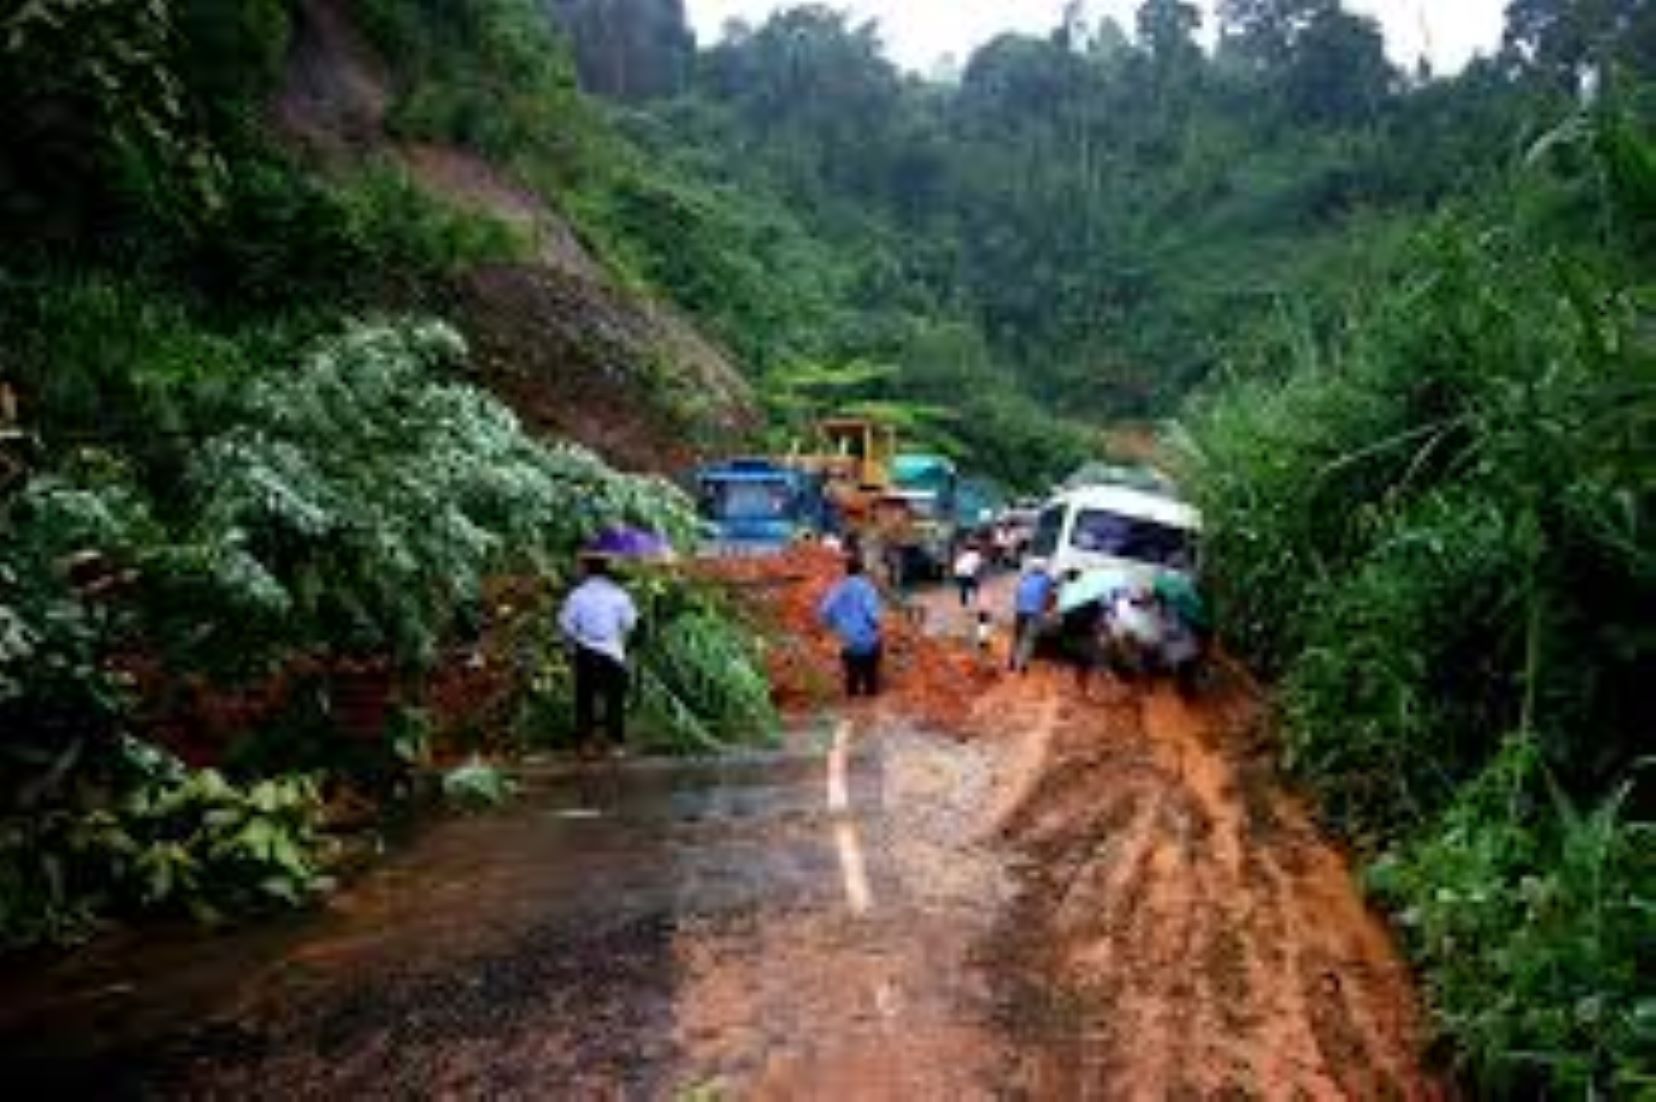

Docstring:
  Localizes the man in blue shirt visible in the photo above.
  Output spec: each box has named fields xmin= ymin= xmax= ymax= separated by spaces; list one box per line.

xmin=819 ymin=554 xmax=884 ymax=697
xmin=1009 ymin=558 xmax=1054 ymax=673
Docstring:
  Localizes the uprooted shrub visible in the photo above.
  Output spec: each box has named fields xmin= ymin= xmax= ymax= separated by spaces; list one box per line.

xmin=0 ymin=737 xmax=326 ymax=947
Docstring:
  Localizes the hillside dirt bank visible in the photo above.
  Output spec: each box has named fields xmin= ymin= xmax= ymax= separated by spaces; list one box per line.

xmin=275 ymin=0 xmax=757 ymax=476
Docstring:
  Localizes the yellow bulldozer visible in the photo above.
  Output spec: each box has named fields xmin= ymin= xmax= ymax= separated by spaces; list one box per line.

xmin=789 ymin=417 xmax=897 ymax=528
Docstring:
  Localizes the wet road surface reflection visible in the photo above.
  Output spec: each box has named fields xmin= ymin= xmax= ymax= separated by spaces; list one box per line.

xmin=1 ymin=726 xmax=1017 ymax=1099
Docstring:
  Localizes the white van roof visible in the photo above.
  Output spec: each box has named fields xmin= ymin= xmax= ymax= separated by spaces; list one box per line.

xmin=1044 ymin=483 xmax=1202 ymax=532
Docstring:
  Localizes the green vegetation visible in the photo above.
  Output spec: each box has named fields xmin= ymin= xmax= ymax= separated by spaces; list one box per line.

xmin=2 ymin=738 xmax=326 ymax=945
xmin=0 ymin=0 xmax=774 ymax=947
xmin=1182 ymin=107 xmax=1656 ymax=1092
xmin=1 ymin=315 xmax=775 ymax=946
xmin=2 ymin=0 xmax=1652 ymax=1090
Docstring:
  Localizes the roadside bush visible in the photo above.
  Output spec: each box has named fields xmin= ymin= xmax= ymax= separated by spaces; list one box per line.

xmin=1368 ymin=739 xmax=1656 ymax=1095
xmin=1 ymin=737 xmax=324 ymax=947
xmin=1187 ymin=211 xmax=1653 ymax=832
xmin=634 ymin=604 xmax=780 ymax=753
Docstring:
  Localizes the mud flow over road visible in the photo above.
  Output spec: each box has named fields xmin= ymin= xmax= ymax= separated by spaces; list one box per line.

xmin=0 ymin=552 xmax=1438 ymax=1099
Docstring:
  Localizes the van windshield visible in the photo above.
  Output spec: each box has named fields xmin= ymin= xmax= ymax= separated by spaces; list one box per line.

xmin=903 ymin=494 xmax=941 ymax=519
xmin=1070 ymin=508 xmax=1193 ymax=568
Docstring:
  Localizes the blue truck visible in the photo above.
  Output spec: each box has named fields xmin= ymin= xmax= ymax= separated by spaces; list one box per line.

xmin=694 ymin=458 xmax=836 ymax=555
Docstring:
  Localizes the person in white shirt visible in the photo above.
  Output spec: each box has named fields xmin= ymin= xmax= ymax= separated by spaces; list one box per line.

xmin=952 ymin=543 xmax=985 ymax=608
xmin=558 ymin=553 xmax=639 ymax=755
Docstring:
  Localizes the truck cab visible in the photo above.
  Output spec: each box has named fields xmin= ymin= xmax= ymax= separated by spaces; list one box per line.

xmin=882 ymin=454 xmax=960 ymax=579
xmin=694 ymin=459 xmax=833 ymax=555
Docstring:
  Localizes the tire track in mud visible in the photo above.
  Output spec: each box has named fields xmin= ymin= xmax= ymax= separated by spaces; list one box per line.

xmin=977 ymin=676 xmax=1438 ymax=1099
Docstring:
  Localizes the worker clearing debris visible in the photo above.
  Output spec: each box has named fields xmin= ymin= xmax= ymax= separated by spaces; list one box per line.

xmin=697 ymin=544 xmax=998 ymax=727
xmin=1008 ymin=558 xmax=1054 ymax=674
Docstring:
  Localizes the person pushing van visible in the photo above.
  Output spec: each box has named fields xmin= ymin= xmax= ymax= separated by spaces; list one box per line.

xmin=1008 ymin=558 xmax=1054 ymax=673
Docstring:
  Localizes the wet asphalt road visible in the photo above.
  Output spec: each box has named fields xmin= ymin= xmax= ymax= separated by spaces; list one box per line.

xmin=0 ymin=722 xmax=1020 ymax=1099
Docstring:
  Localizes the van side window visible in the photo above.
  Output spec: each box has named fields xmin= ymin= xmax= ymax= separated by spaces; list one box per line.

xmin=1032 ymin=507 xmax=1064 ymax=557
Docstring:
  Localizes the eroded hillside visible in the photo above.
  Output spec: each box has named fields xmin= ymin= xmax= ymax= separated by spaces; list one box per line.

xmin=276 ymin=0 xmax=755 ymax=472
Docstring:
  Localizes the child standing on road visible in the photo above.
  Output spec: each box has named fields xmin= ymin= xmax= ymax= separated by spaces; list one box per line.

xmin=974 ymin=609 xmax=994 ymax=654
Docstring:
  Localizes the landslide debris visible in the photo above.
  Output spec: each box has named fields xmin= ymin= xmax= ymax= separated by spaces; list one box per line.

xmin=971 ymin=674 xmax=1440 ymax=1098
xmin=274 ymin=0 xmax=756 ymax=474
xmin=709 ymin=547 xmax=1439 ymax=1095
xmin=701 ymin=545 xmax=1000 ymax=730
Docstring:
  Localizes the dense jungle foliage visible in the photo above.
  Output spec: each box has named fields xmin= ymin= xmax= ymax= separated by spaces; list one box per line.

xmin=1 ymin=0 xmax=1652 ymax=1092
xmin=0 ymin=0 xmax=776 ymax=949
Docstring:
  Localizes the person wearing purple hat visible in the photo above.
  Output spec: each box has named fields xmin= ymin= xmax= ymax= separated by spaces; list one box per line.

xmin=559 ymin=550 xmax=639 ymax=756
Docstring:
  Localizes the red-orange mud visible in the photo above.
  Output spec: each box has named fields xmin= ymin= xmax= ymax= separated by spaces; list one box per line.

xmin=709 ymin=549 xmax=1439 ymax=1097
xmin=699 ymin=544 xmax=1001 ymax=731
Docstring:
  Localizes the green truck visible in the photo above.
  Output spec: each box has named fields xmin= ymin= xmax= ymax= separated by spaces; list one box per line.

xmin=882 ymin=453 xmax=960 ymax=580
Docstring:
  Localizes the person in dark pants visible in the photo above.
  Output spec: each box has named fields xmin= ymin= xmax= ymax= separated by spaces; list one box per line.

xmin=819 ymin=553 xmax=884 ymax=698
xmin=1009 ymin=558 xmax=1054 ymax=673
xmin=1062 ymin=599 xmax=1108 ymax=691
xmin=952 ymin=543 xmax=985 ymax=608
xmin=558 ymin=552 xmax=639 ymax=755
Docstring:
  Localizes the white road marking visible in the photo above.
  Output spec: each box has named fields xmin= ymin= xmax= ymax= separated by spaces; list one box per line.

xmin=834 ymin=822 xmax=873 ymax=916
xmin=826 ymin=720 xmax=873 ymax=915
xmin=827 ymin=719 xmax=852 ymax=812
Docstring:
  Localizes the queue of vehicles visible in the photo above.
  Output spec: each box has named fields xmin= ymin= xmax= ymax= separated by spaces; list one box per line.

xmin=692 ymin=417 xmax=966 ymax=576
xmin=691 ymin=414 xmax=1208 ymax=680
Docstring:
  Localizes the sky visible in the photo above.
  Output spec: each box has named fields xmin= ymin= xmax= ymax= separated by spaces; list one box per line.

xmin=685 ymin=0 xmax=1510 ymax=77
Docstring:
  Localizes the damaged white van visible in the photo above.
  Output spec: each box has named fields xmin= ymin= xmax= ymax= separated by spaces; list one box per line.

xmin=1030 ymin=480 xmax=1201 ymax=589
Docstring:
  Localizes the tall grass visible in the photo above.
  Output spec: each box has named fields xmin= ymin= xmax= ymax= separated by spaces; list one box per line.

xmin=1181 ymin=109 xmax=1656 ymax=1092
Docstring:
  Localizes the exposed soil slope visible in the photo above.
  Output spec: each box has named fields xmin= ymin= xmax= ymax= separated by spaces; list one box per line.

xmin=449 ymin=263 xmax=753 ymax=472
xmin=274 ymin=0 xmax=756 ymax=473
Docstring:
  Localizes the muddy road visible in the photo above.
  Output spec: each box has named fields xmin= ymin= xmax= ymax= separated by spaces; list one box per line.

xmin=1 ymin=573 xmax=1437 ymax=1099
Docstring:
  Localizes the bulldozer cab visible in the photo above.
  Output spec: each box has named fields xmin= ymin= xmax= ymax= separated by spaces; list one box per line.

xmin=815 ymin=418 xmax=895 ymax=491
